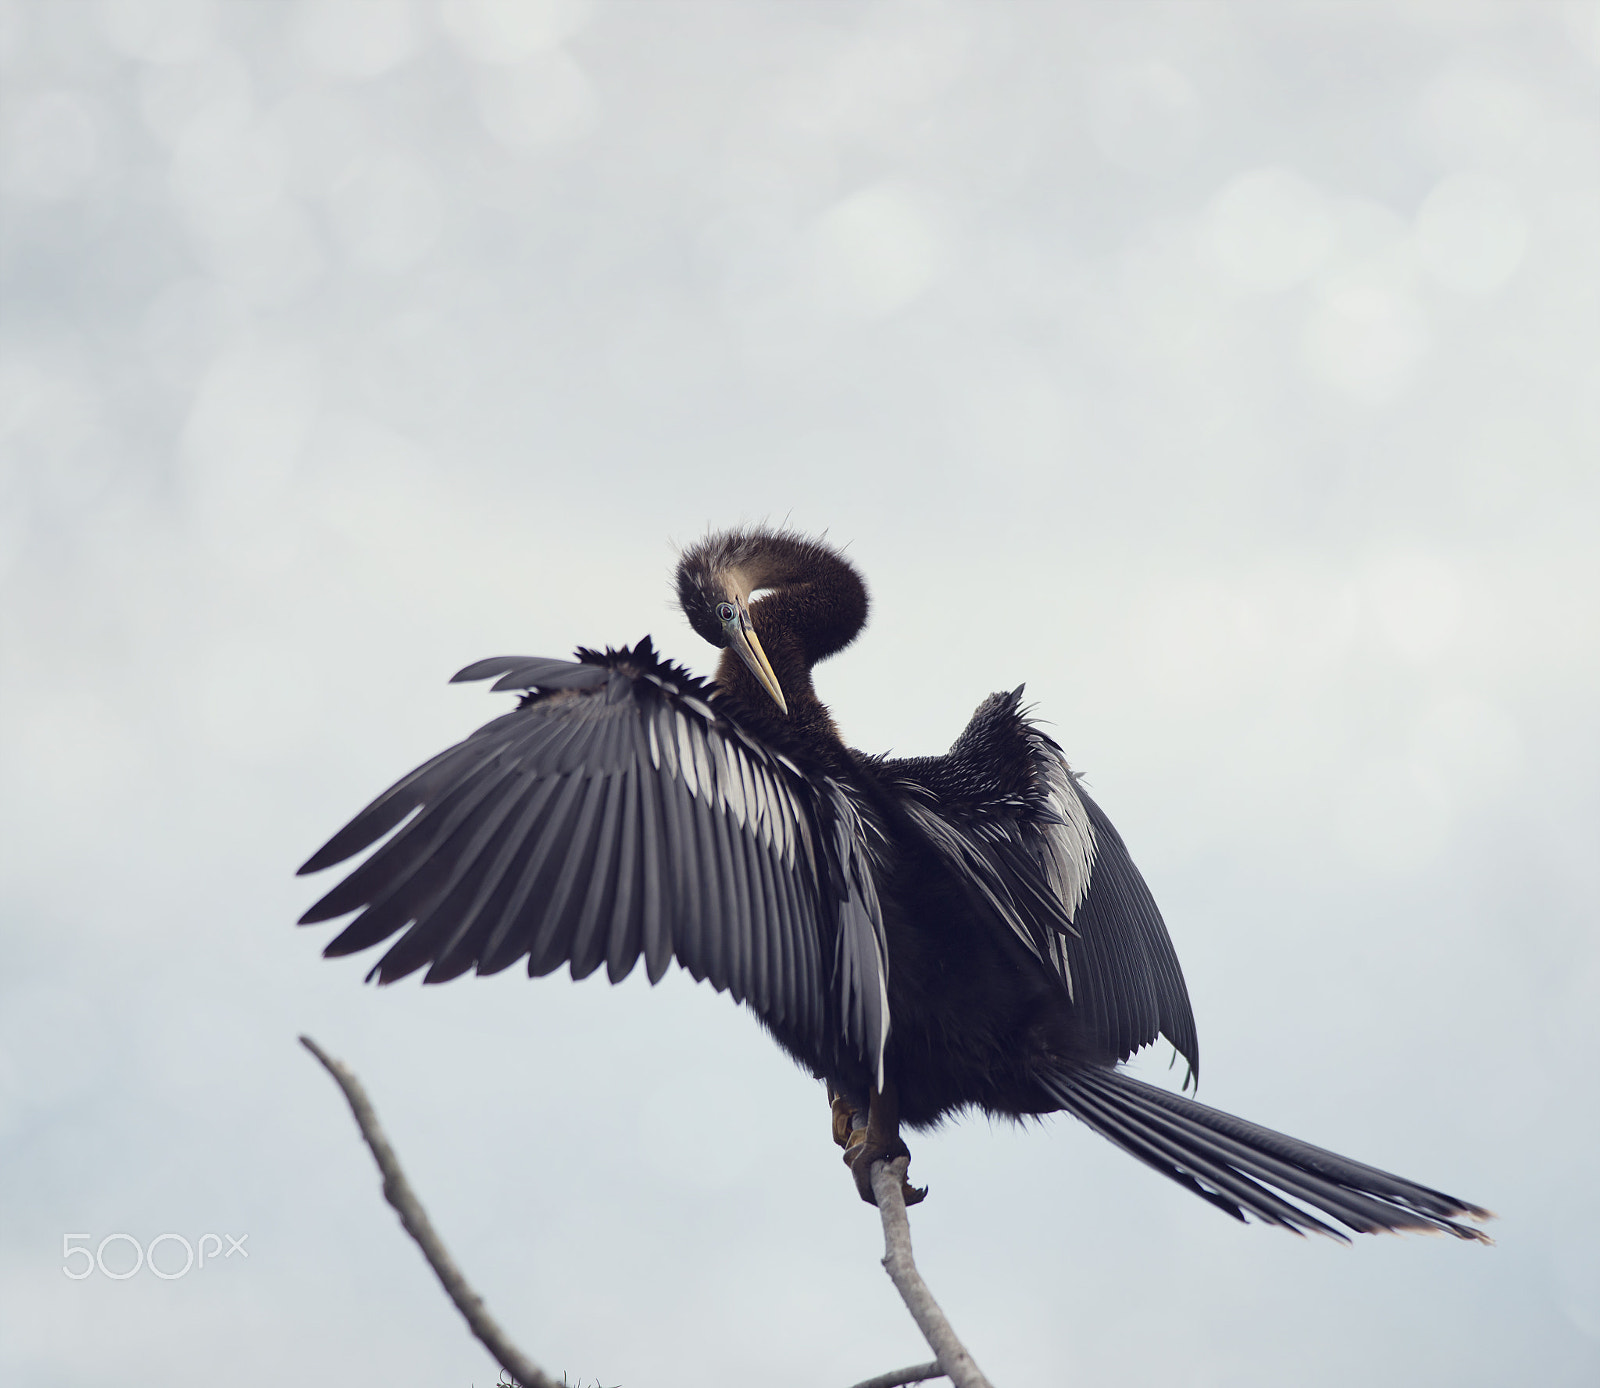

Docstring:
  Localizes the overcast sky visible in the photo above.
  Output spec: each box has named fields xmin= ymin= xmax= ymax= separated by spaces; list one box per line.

xmin=2 ymin=2 xmax=1598 ymax=1385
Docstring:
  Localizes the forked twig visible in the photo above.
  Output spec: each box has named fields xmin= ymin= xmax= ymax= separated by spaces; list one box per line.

xmin=300 ymin=1035 xmax=558 ymax=1388
xmin=304 ymin=1035 xmax=986 ymax=1387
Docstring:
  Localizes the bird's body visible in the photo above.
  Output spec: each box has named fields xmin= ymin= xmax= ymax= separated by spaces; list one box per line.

xmin=300 ymin=528 xmax=1490 ymax=1241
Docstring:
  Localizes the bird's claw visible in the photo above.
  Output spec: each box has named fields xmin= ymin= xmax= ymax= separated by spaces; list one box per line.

xmin=843 ymin=1127 xmax=927 ymax=1206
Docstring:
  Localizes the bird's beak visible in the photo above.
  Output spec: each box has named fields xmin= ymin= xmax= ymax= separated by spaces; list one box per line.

xmin=729 ymin=619 xmax=788 ymax=715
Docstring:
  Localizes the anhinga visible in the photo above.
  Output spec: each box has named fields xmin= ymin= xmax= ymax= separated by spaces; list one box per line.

xmin=300 ymin=528 xmax=1490 ymax=1241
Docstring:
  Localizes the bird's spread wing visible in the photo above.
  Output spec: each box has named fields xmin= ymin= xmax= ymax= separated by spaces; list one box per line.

xmin=882 ymin=689 xmax=1199 ymax=1082
xmin=298 ymin=638 xmax=890 ymax=1080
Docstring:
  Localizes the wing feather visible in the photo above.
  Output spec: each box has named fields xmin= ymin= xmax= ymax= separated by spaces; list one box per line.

xmin=301 ymin=750 xmax=512 ymax=925
xmin=884 ymin=688 xmax=1199 ymax=1080
xmin=568 ymin=772 xmax=624 ymax=981
xmin=603 ymin=764 xmax=645 ymax=984
xmin=634 ymin=745 xmax=673 ymax=984
xmin=477 ymin=772 xmax=585 ymax=976
xmin=422 ymin=773 xmax=563 ymax=984
xmin=298 ymin=639 xmax=890 ymax=1077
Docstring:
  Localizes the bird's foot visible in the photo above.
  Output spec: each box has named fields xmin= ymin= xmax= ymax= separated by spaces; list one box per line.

xmin=843 ymin=1126 xmax=928 ymax=1207
xmin=830 ymin=1090 xmax=860 ymax=1149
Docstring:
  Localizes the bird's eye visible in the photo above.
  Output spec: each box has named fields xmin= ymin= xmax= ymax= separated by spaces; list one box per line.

xmin=716 ymin=602 xmax=736 ymax=623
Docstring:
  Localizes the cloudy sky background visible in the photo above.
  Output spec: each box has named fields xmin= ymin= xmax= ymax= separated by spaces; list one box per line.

xmin=2 ymin=1 xmax=1598 ymax=1384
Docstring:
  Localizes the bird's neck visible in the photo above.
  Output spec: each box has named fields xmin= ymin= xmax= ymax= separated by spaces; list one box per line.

xmin=716 ymin=644 xmax=847 ymax=756
xmin=715 ymin=596 xmax=847 ymax=753
xmin=737 ymin=538 xmax=870 ymax=666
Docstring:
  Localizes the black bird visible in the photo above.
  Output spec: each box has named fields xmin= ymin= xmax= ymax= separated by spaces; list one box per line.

xmin=300 ymin=527 xmax=1490 ymax=1241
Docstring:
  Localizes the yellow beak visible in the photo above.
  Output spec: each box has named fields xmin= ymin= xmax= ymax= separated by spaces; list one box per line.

xmin=728 ymin=620 xmax=788 ymax=714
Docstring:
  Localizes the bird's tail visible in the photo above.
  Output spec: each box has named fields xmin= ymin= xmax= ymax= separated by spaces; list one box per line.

xmin=1037 ymin=1064 xmax=1493 ymax=1242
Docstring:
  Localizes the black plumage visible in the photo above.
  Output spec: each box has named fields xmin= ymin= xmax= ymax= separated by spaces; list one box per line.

xmin=300 ymin=527 xmax=1491 ymax=1242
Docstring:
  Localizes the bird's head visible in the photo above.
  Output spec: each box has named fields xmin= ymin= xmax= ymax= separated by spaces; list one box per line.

xmin=676 ymin=528 xmax=791 ymax=714
xmin=676 ymin=528 xmax=869 ymax=718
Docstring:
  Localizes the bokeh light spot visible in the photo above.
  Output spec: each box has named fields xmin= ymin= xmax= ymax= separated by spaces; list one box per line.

xmin=0 ymin=92 xmax=98 ymax=201
xmin=102 ymin=0 xmax=216 ymax=65
xmin=328 ymin=151 xmax=443 ymax=272
xmin=1207 ymin=167 xmax=1334 ymax=292
xmin=437 ymin=0 xmax=590 ymax=65
xmin=1364 ymin=552 xmax=1464 ymax=664
xmin=475 ymin=49 xmax=595 ymax=150
xmin=293 ymin=0 xmax=419 ymax=80
xmin=1415 ymin=171 xmax=1528 ymax=295
xmin=813 ymin=183 xmax=946 ymax=319
xmin=1303 ymin=276 xmax=1430 ymax=403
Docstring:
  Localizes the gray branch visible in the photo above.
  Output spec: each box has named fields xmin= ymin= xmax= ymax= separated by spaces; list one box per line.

xmin=300 ymin=1035 xmax=557 ymax=1388
xmin=849 ymin=1361 xmax=947 ymax=1388
xmin=869 ymin=1157 xmax=994 ymax=1388
xmin=303 ymin=1034 xmax=986 ymax=1388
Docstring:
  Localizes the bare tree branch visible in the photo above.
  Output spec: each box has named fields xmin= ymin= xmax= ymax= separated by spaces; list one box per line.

xmin=848 ymin=1361 xmax=947 ymax=1388
xmin=870 ymin=1157 xmax=995 ymax=1388
xmin=299 ymin=1035 xmax=557 ymax=1388
xmin=303 ymin=1034 xmax=988 ymax=1387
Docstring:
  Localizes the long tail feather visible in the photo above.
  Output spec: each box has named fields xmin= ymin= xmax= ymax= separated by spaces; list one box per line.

xmin=1038 ymin=1065 xmax=1493 ymax=1243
